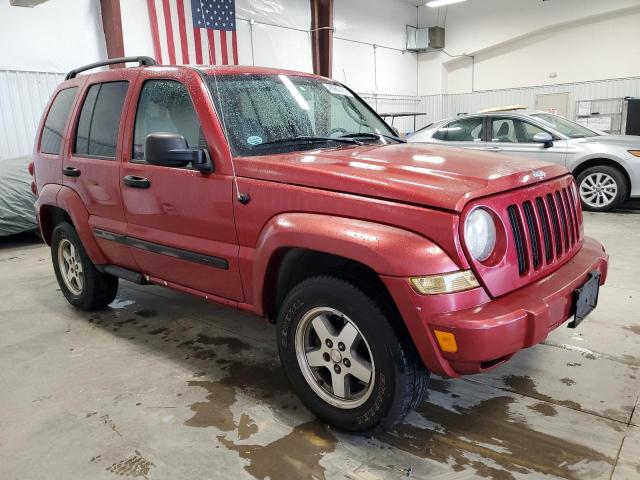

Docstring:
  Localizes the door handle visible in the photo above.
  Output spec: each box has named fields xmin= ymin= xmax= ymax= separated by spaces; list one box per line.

xmin=62 ymin=166 xmax=81 ymax=177
xmin=487 ymin=146 xmax=503 ymax=152
xmin=123 ymin=175 xmax=151 ymax=189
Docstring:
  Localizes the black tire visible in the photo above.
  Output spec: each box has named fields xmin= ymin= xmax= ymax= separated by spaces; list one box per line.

xmin=51 ymin=222 xmax=118 ymax=310
xmin=276 ymin=276 xmax=429 ymax=433
xmin=576 ymin=165 xmax=628 ymax=212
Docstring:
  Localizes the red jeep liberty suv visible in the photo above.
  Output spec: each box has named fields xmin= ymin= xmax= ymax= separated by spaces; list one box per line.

xmin=30 ymin=57 xmax=608 ymax=432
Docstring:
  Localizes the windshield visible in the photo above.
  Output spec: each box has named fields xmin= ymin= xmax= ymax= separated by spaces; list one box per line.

xmin=530 ymin=113 xmax=600 ymax=139
xmin=206 ymin=74 xmax=396 ymax=156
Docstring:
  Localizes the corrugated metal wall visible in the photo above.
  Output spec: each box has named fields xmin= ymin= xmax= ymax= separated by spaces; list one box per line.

xmin=0 ymin=70 xmax=65 ymax=160
xmin=2 ymin=71 xmax=639 ymax=160
xmin=418 ymin=76 xmax=640 ymax=130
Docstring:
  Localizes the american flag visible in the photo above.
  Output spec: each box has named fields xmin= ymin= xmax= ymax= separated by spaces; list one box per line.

xmin=147 ymin=0 xmax=238 ymax=66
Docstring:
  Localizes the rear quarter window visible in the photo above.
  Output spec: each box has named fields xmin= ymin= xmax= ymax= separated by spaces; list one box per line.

xmin=40 ymin=87 xmax=78 ymax=155
xmin=74 ymin=81 xmax=129 ymax=158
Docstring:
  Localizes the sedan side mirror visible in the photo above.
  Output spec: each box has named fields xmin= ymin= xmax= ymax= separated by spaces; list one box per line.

xmin=532 ymin=132 xmax=554 ymax=148
xmin=145 ymin=133 xmax=213 ymax=172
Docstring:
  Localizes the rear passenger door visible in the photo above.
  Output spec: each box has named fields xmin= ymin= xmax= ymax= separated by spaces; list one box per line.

xmin=120 ymin=74 xmax=243 ymax=301
xmin=429 ymin=116 xmax=487 ymax=151
xmin=64 ymin=71 xmax=139 ymax=270
xmin=487 ymin=116 xmax=567 ymax=165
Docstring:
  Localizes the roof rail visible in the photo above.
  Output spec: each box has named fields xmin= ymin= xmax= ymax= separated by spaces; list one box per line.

xmin=65 ymin=56 xmax=158 ymax=80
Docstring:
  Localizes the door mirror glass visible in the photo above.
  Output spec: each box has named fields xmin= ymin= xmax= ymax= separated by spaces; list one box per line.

xmin=532 ymin=131 xmax=554 ymax=147
xmin=145 ymin=133 xmax=207 ymax=169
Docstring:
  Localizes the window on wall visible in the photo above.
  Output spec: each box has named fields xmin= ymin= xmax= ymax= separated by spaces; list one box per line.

xmin=74 ymin=81 xmax=129 ymax=158
xmin=133 ymin=80 xmax=202 ymax=162
xmin=491 ymin=118 xmax=549 ymax=143
xmin=433 ymin=117 xmax=484 ymax=142
xmin=40 ymin=87 xmax=78 ymax=155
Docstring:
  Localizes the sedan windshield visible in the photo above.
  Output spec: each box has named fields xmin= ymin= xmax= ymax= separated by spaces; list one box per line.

xmin=530 ymin=113 xmax=600 ymax=139
xmin=206 ymin=73 xmax=398 ymax=156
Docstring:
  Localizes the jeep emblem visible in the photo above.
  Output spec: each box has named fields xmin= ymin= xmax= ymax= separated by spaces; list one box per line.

xmin=532 ymin=170 xmax=546 ymax=179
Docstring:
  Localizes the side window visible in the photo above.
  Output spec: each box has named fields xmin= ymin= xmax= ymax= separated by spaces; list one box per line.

xmin=491 ymin=119 xmax=517 ymax=143
xmin=74 ymin=81 xmax=128 ymax=158
xmin=518 ymin=120 xmax=549 ymax=143
xmin=133 ymin=80 xmax=202 ymax=161
xmin=491 ymin=118 xmax=548 ymax=143
xmin=433 ymin=117 xmax=484 ymax=142
xmin=40 ymin=87 xmax=78 ymax=155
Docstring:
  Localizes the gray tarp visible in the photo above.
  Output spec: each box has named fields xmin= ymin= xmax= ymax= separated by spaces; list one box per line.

xmin=0 ymin=157 xmax=37 ymax=236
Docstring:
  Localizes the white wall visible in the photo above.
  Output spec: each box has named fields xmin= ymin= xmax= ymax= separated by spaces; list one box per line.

xmin=333 ymin=0 xmax=418 ymax=95
xmin=418 ymin=0 xmax=640 ymax=95
xmin=0 ymin=0 xmax=107 ymax=73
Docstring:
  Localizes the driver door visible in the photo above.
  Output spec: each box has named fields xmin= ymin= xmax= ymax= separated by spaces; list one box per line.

xmin=120 ymin=73 xmax=243 ymax=301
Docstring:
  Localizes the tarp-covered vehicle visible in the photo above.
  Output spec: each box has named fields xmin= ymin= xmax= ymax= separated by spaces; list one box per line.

xmin=0 ymin=157 xmax=38 ymax=236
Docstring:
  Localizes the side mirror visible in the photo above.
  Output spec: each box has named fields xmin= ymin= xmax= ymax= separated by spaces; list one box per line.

xmin=532 ymin=132 xmax=554 ymax=148
xmin=145 ymin=133 xmax=212 ymax=172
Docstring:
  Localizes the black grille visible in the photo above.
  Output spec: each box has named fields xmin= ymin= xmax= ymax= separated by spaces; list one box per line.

xmin=536 ymin=197 xmax=553 ymax=262
xmin=546 ymin=194 xmax=562 ymax=256
xmin=507 ymin=186 xmax=581 ymax=276
xmin=507 ymin=205 xmax=527 ymax=274
xmin=522 ymin=201 xmax=541 ymax=269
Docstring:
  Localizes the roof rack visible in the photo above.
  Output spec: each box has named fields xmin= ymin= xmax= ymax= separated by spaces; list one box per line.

xmin=65 ymin=56 xmax=158 ymax=80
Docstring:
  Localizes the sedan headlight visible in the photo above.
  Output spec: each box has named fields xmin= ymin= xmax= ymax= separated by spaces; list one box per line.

xmin=464 ymin=208 xmax=496 ymax=262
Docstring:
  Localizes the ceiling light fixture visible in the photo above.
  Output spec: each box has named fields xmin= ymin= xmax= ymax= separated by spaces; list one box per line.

xmin=426 ymin=0 xmax=467 ymax=8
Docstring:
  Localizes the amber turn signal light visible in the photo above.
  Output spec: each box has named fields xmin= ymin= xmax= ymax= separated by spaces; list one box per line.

xmin=434 ymin=330 xmax=458 ymax=353
xmin=629 ymin=150 xmax=640 ymax=158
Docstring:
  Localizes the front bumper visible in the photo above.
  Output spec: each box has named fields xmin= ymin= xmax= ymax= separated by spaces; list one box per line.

xmin=382 ymin=236 xmax=608 ymax=377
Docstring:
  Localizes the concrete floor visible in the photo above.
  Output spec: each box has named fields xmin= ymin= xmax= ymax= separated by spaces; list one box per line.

xmin=1 ymin=208 xmax=640 ymax=480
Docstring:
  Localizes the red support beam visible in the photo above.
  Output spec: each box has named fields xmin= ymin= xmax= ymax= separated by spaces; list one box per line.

xmin=100 ymin=0 xmax=125 ymax=66
xmin=310 ymin=0 xmax=334 ymax=78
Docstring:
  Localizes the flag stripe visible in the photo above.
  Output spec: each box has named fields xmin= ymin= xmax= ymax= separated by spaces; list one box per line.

xmin=232 ymin=30 xmax=238 ymax=65
xmin=220 ymin=29 xmax=228 ymax=65
xmin=175 ymin=0 xmax=189 ymax=64
xmin=161 ymin=0 xmax=176 ymax=64
xmin=147 ymin=0 xmax=163 ymax=64
xmin=183 ymin=0 xmax=197 ymax=64
xmin=207 ymin=29 xmax=216 ymax=64
xmin=193 ymin=27 xmax=203 ymax=64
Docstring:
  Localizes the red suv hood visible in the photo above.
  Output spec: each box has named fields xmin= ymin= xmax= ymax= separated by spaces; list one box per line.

xmin=235 ymin=143 xmax=568 ymax=212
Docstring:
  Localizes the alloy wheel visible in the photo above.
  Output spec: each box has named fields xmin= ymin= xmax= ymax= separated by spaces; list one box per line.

xmin=294 ymin=306 xmax=375 ymax=409
xmin=58 ymin=238 xmax=83 ymax=295
xmin=579 ymin=172 xmax=618 ymax=209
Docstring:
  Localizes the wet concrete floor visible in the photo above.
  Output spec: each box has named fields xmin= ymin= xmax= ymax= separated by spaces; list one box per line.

xmin=1 ymin=209 xmax=639 ymax=479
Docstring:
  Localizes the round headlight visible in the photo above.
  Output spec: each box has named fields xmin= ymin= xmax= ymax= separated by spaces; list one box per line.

xmin=464 ymin=208 xmax=496 ymax=262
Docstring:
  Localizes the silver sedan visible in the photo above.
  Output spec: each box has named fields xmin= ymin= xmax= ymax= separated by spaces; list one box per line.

xmin=407 ymin=110 xmax=640 ymax=212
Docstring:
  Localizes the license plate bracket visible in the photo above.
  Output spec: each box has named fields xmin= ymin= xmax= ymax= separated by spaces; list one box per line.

xmin=568 ymin=270 xmax=601 ymax=329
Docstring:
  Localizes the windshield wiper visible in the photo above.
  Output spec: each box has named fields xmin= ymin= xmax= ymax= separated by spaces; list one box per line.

xmin=339 ymin=132 xmax=406 ymax=143
xmin=251 ymin=135 xmax=362 ymax=149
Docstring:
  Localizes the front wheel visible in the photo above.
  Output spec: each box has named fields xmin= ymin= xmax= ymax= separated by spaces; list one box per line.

xmin=276 ymin=276 xmax=429 ymax=433
xmin=576 ymin=166 xmax=627 ymax=212
xmin=51 ymin=222 xmax=118 ymax=310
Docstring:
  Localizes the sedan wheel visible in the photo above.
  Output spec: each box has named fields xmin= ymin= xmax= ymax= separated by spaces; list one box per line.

xmin=579 ymin=172 xmax=617 ymax=209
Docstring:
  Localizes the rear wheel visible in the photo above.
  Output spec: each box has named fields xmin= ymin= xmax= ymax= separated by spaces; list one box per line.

xmin=576 ymin=165 xmax=627 ymax=212
xmin=276 ymin=276 xmax=429 ymax=433
xmin=51 ymin=222 xmax=118 ymax=310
